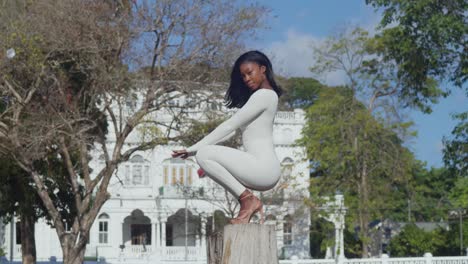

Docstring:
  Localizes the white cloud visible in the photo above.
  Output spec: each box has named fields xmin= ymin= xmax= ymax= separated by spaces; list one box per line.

xmin=264 ymin=29 xmax=349 ymax=86
xmin=264 ymin=14 xmax=383 ymax=87
xmin=264 ymin=29 xmax=318 ymax=77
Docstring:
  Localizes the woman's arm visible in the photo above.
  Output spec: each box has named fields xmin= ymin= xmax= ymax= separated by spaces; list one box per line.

xmin=216 ymin=130 xmax=236 ymax=144
xmin=185 ymin=89 xmax=274 ymax=154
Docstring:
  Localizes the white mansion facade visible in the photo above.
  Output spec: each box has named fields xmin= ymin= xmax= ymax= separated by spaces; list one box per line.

xmin=1 ymin=88 xmax=311 ymax=263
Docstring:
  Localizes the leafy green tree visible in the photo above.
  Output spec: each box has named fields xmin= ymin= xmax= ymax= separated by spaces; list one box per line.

xmin=443 ymin=112 xmax=467 ymax=178
xmin=279 ymin=77 xmax=323 ymax=110
xmin=0 ymin=157 xmax=41 ymax=264
xmin=311 ymin=27 xmax=443 ymax=114
xmin=409 ymin=166 xmax=456 ymax=221
xmin=449 ymin=178 xmax=468 ymax=209
xmin=387 ymin=223 xmax=436 ymax=257
xmin=0 ymin=156 xmax=75 ymax=264
xmin=388 ymin=222 xmax=468 ymax=257
xmin=309 ymin=215 xmax=334 ymax=258
xmin=443 ymin=112 xmax=467 ymax=212
xmin=366 ymin=0 xmax=467 ymax=93
xmin=300 ymin=86 xmax=413 ymax=257
xmin=364 ymin=1 xmax=467 ymax=215
xmin=444 ymin=221 xmax=468 ymax=256
xmin=0 ymin=1 xmax=267 ymax=263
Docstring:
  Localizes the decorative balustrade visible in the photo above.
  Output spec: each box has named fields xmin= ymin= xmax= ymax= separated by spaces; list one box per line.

xmin=7 ymin=248 xmax=468 ymax=264
xmin=278 ymin=255 xmax=468 ymax=264
xmin=108 ymin=254 xmax=468 ymax=264
xmin=276 ymin=111 xmax=297 ymax=120
xmin=160 ymin=185 xmax=227 ymax=200
xmin=164 ymin=246 xmax=203 ymax=261
xmin=275 ymin=110 xmax=305 ymax=124
xmin=124 ymin=245 xmax=153 ymax=255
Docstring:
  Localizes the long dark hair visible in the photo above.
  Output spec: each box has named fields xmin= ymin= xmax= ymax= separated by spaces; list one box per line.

xmin=225 ymin=50 xmax=283 ymax=108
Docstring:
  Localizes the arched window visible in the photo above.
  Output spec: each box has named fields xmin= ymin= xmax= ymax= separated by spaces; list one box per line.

xmin=124 ymin=155 xmax=150 ymax=186
xmin=283 ymin=215 xmax=293 ymax=246
xmin=265 ymin=215 xmax=277 ymax=225
xmin=281 ymin=157 xmax=294 ymax=177
xmin=162 ymin=158 xmax=195 ymax=186
xmin=98 ymin=213 xmax=110 ymax=244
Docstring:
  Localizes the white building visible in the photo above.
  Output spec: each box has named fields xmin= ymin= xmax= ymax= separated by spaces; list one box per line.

xmin=1 ymin=88 xmax=311 ymax=263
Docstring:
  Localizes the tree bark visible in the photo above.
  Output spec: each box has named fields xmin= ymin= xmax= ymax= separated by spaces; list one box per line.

xmin=20 ymin=214 xmax=36 ymax=264
xmin=207 ymin=231 xmax=224 ymax=264
xmin=62 ymin=241 xmax=86 ymax=264
xmin=360 ymin=162 xmax=370 ymax=258
xmin=208 ymin=224 xmax=278 ymax=264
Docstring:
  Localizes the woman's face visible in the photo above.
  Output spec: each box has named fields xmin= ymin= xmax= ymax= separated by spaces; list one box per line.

xmin=239 ymin=62 xmax=267 ymax=91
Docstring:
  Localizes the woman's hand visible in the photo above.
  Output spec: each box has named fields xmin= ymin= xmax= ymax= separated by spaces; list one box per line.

xmin=172 ymin=149 xmax=189 ymax=159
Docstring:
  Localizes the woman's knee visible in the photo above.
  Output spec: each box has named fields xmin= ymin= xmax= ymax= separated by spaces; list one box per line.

xmin=195 ymin=145 xmax=218 ymax=162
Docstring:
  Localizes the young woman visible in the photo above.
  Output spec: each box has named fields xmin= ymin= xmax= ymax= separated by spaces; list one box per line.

xmin=172 ymin=50 xmax=282 ymax=224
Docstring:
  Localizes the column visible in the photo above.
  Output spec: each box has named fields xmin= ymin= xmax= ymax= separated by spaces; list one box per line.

xmin=200 ymin=215 xmax=207 ymax=259
xmin=156 ymin=222 xmax=161 ymax=248
xmin=339 ymin=225 xmax=345 ymax=259
xmin=12 ymin=219 xmax=16 ymax=262
xmin=333 ymin=215 xmax=340 ymax=259
xmin=121 ymin=221 xmax=125 ymax=246
xmin=151 ymin=220 xmax=157 ymax=251
xmin=200 ymin=215 xmax=206 ymax=249
xmin=161 ymin=219 xmax=167 ymax=250
xmin=119 ymin=220 xmax=125 ymax=261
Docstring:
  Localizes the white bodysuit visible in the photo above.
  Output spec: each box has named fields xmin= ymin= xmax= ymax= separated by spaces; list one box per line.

xmin=186 ymin=88 xmax=281 ymax=197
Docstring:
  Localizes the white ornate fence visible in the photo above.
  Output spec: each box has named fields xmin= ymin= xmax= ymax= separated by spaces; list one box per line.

xmin=105 ymin=253 xmax=468 ymax=264
xmin=279 ymin=254 xmax=468 ymax=264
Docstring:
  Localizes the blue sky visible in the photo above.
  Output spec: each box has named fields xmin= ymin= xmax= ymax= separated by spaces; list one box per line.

xmin=250 ymin=0 xmax=467 ymax=168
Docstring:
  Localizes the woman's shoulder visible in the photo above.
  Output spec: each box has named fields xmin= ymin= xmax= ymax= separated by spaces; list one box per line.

xmin=252 ymin=88 xmax=278 ymax=98
xmin=248 ymin=88 xmax=278 ymax=108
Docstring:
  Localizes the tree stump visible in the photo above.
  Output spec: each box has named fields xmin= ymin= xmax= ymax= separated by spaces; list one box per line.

xmin=207 ymin=231 xmax=224 ymax=264
xmin=207 ymin=224 xmax=279 ymax=264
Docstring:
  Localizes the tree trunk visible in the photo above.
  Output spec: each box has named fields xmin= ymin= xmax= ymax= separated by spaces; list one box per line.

xmin=208 ymin=224 xmax=278 ymax=264
xmin=20 ymin=214 xmax=36 ymax=264
xmin=62 ymin=239 xmax=86 ymax=264
xmin=207 ymin=231 xmax=224 ymax=264
xmin=360 ymin=154 xmax=370 ymax=258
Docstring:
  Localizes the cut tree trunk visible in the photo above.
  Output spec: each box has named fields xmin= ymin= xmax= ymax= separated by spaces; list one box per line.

xmin=207 ymin=231 xmax=224 ymax=264
xmin=207 ymin=224 xmax=278 ymax=264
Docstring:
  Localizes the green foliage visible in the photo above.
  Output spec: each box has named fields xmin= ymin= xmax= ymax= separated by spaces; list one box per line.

xmin=301 ymin=87 xmax=411 ymax=198
xmin=388 ymin=223 xmax=437 ymax=257
xmin=0 ymin=154 xmax=77 ymax=227
xmin=366 ymin=0 xmax=467 ymax=92
xmin=309 ymin=216 xmax=335 ymax=258
xmin=388 ymin=222 xmax=468 ymax=257
xmin=311 ymin=27 xmax=443 ymax=113
xmin=300 ymin=86 xmax=415 ymax=256
xmin=0 ymin=156 xmax=46 ymax=222
xmin=343 ymin=226 xmax=363 ymax=258
xmin=443 ymin=112 xmax=467 ymax=178
xmin=0 ymin=247 xmax=4 ymax=257
xmin=442 ymin=111 xmax=467 ymax=209
xmin=279 ymin=77 xmax=323 ymax=110
xmin=409 ymin=166 xmax=456 ymax=221
xmin=449 ymin=177 xmax=468 ymax=208
xmin=441 ymin=221 xmax=468 ymax=256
